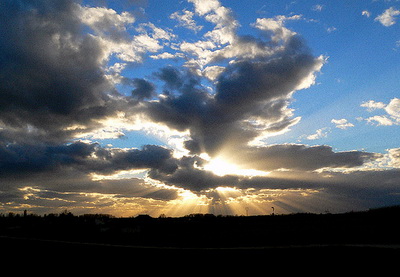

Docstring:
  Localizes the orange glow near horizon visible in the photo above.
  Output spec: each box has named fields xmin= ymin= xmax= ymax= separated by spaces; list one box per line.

xmin=9 ymin=182 xmax=345 ymax=218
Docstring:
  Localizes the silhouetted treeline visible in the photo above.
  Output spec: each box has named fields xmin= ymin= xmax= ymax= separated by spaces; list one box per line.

xmin=1 ymin=206 xmax=400 ymax=247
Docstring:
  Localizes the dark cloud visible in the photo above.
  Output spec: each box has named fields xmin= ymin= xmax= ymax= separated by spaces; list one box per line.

xmin=131 ymin=78 xmax=156 ymax=100
xmin=0 ymin=141 xmax=178 ymax=177
xmin=146 ymin=153 xmax=400 ymax=209
xmin=148 ymin=156 xmax=239 ymax=191
xmin=234 ymin=144 xmax=380 ymax=171
xmin=0 ymin=0 xmax=132 ymax=143
xmin=140 ymin=36 xmax=323 ymax=155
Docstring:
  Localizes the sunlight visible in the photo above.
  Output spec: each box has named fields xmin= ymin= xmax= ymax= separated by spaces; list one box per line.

xmin=204 ymin=157 xmax=270 ymax=177
xmin=204 ymin=157 xmax=239 ymax=176
xmin=160 ymin=189 xmax=210 ymax=217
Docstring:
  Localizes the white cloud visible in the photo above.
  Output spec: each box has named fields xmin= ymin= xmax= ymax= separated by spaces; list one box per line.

xmin=185 ymin=0 xmax=239 ymax=48
xmin=137 ymin=22 xmax=176 ymax=42
xmin=361 ymin=100 xmax=386 ymax=111
xmin=361 ymin=98 xmax=400 ymax=126
xmin=326 ymin=26 xmax=337 ymax=33
xmin=188 ymin=0 xmax=220 ymax=16
xmin=79 ymin=6 xmax=135 ymax=35
xmin=331 ymin=119 xmax=354 ymax=129
xmin=375 ymin=7 xmax=400 ymax=26
xmin=170 ymin=9 xmax=203 ymax=32
xmin=78 ymin=5 xmax=175 ymax=66
xmin=385 ymin=98 xmax=400 ymax=120
xmin=253 ymin=15 xmax=302 ymax=43
xmin=366 ymin=115 xmax=394 ymax=126
xmin=202 ymin=65 xmax=226 ymax=81
xmin=133 ymin=34 xmax=163 ymax=53
xmin=312 ymin=5 xmax=324 ymax=12
xmin=362 ymin=10 xmax=371 ymax=18
xmin=388 ymin=148 xmax=400 ymax=168
xmin=150 ymin=52 xmax=183 ymax=60
xmin=306 ymin=128 xmax=330 ymax=140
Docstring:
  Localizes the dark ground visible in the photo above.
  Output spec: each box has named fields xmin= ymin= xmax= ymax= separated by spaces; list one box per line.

xmin=2 ymin=206 xmax=400 ymax=267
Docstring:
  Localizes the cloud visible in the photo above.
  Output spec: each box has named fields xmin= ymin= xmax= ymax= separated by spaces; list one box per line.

xmin=0 ymin=141 xmax=178 ymax=177
xmin=0 ymin=140 xmax=181 ymax=214
xmin=146 ymin=143 xmax=380 ymax=193
xmin=131 ymin=78 xmax=156 ymax=100
xmin=231 ymin=144 xmax=379 ymax=172
xmin=141 ymin=33 xmax=324 ymax=155
xmin=366 ymin=115 xmax=395 ymax=126
xmin=375 ymin=7 xmax=400 ymax=26
xmin=306 ymin=128 xmax=330 ymax=140
xmin=361 ymin=100 xmax=386 ymax=111
xmin=170 ymin=9 xmax=203 ymax=32
xmin=0 ymin=0 xmax=140 ymax=144
xmin=362 ymin=10 xmax=371 ymax=18
xmin=0 ymin=175 xmax=179 ymax=216
xmin=78 ymin=5 xmax=135 ymax=39
xmin=388 ymin=148 xmax=400 ymax=168
xmin=253 ymin=15 xmax=302 ymax=43
xmin=385 ymin=98 xmax=400 ymax=120
xmin=331 ymin=119 xmax=354 ymax=129
xmin=312 ymin=5 xmax=324 ymax=12
xmin=149 ymin=162 xmax=239 ymax=192
xmin=0 ymin=0 xmax=179 ymax=145
xmin=361 ymin=98 xmax=400 ymax=126
xmin=191 ymin=0 xmax=238 ymax=45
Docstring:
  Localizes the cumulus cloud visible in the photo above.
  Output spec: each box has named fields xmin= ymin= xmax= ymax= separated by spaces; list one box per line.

xmin=170 ymin=9 xmax=203 ymax=32
xmin=331 ymin=119 xmax=354 ymax=129
xmin=386 ymin=98 xmax=400 ymax=120
xmin=0 ymin=0 xmax=139 ymax=144
xmin=141 ymin=33 xmax=324 ymax=155
xmin=0 ymin=139 xmax=180 ymax=214
xmin=361 ymin=98 xmax=400 ymax=126
xmin=306 ymin=128 xmax=330 ymax=140
xmin=361 ymin=100 xmax=386 ymax=111
xmin=388 ymin=148 xmax=400 ymax=168
xmin=78 ymin=5 xmax=135 ymax=39
xmin=366 ymin=115 xmax=395 ymax=126
xmin=362 ymin=10 xmax=371 ymax=18
xmin=253 ymin=15 xmax=302 ymax=43
xmin=0 ymin=142 xmax=178 ymax=177
xmin=131 ymin=78 xmax=156 ymax=100
xmin=375 ymin=7 xmax=400 ymax=27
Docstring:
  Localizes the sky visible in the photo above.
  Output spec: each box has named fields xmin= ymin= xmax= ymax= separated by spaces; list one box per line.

xmin=0 ymin=0 xmax=400 ymax=217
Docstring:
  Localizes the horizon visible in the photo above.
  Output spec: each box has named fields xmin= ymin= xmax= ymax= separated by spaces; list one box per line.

xmin=5 ymin=204 xmax=400 ymax=219
xmin=0 ymin=0 xmax=400 ymax=217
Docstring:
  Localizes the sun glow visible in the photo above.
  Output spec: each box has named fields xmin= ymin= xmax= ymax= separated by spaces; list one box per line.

xmin=203 ymin=157 xmax=270 ymax=177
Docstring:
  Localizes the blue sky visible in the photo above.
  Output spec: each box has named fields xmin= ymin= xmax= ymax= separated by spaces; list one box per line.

xmin=0 ymin=0 xmax=399 ymax=216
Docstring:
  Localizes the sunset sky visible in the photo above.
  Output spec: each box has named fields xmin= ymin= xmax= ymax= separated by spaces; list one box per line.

xmin=1 ymin=0 xmax=400 ymax=217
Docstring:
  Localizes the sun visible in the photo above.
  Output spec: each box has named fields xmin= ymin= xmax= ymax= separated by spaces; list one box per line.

xmin=203 ymin=156 xmax=270 ymax=177
xmin=204 ymin=157 xmax=239 ymax=176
